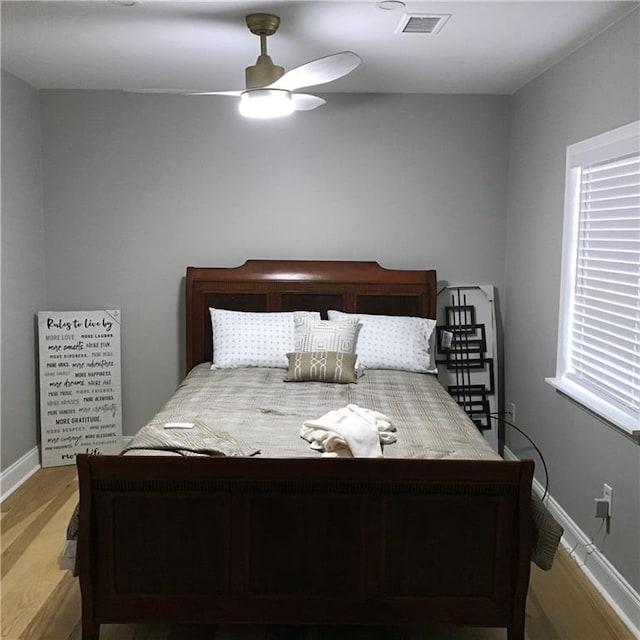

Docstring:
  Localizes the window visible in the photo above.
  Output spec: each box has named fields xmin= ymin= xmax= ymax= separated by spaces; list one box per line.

xmin=547 ymin=121 xmax=640 ymax=439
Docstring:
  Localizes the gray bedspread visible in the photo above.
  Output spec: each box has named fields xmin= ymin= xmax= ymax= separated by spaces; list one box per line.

xmin=65 ymin=364 xmax=563 ymax=572
xmin=125 ymin=364 xmax=500 ymax=460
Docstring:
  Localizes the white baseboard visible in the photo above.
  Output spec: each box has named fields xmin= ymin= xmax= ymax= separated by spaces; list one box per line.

xmin=504 ymin=446 xmax=640 ymax=638
xmin=0 ymin=446 xmax=40 ymax=502
xmin=0 ymin=436 xmax=135 ymax=503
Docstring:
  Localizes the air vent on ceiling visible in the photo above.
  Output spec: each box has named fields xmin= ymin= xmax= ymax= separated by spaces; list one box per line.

xmin=396 ymin=13 xmax=451 ymax=35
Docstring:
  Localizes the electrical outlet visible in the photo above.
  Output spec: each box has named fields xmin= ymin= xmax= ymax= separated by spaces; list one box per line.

xmin=509 ymin=402 xmax=516 ymax=424
xmin=595 ymin=483 xmax=613 ymax=521
xmin=603 ymin=483 xmax=613 ymax=517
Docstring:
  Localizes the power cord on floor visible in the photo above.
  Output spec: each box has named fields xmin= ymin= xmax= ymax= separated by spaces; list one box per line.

xmin=489 ymin=412 xmax=550 ymax=502
xmin=567 ymin=518 xmax=609 ymax=568
xmin=568 ymin=518 xmax=605 ymax=556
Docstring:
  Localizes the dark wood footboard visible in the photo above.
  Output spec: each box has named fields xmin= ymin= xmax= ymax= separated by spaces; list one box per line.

xmin=76 ymin=455 xmax=534 ymax=640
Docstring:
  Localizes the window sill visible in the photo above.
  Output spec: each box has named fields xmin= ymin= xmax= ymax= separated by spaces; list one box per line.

xmin=545 ymin=377 xmax=640 ymax=443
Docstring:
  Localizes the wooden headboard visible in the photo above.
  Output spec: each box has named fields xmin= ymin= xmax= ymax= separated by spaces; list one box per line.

xmin=185 ymin=260 xmax=437 ymax=373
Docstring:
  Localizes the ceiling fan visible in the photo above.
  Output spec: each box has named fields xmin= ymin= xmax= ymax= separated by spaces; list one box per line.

xmin=191 ymin=13 xmax=361 ymax=118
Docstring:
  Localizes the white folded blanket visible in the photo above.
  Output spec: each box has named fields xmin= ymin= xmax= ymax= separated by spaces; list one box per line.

xmin=300 ymin=404 xmax=397 ymax=458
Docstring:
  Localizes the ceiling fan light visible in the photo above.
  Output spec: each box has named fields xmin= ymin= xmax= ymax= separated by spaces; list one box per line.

xmin=239 ymin=89 xmax=294 ymax=119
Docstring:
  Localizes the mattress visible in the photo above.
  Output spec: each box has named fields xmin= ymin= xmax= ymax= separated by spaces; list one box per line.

xmin=124 ymin=363 xmax=500 ymax=461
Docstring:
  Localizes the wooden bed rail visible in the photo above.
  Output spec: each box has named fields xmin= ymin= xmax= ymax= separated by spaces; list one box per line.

xmin=76 ymin=455 xmax=534 ymax=640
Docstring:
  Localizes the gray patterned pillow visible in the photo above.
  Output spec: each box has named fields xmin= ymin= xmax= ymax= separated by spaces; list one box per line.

xmin=293 ymin=316 xmax=361 ymax=353
xmin=285 ymin=351 xmax=358 ymax=383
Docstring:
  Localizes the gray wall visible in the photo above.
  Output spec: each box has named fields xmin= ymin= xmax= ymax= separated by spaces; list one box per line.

xmin=1 ymin=70 xmax=46 ymax=470
xmin=38 ymin=91 xmax=510 ymax=441
xmin=504 ymin=9 xmax=640 ymax=591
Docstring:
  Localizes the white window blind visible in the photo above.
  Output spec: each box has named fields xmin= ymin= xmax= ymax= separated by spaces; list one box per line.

xmin=548 ymin=121 xmax=640 ymax=439
xmin=570 ymin=153 xmax=640 ymax=413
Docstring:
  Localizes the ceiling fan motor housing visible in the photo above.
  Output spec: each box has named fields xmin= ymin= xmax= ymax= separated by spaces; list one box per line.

xmin=245 ymin=55 xmax=285 ymax=89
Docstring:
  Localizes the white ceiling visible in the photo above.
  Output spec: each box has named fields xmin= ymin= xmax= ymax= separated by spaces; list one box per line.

xmin=1 ymin=0 xmax=638 ymax=95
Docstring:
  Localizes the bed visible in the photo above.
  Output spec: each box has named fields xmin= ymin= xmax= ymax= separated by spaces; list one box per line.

xmin=75 ymin=260 xmax=551 ymax=640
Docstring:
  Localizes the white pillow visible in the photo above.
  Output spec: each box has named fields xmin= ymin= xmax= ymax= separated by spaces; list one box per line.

xmin=293 ymin=316 xmax=361 ymax=353
xmin=209 ymin=309 xmax=320 ymax=369
xmin=327 ymin=310 xmax=437 ymax=373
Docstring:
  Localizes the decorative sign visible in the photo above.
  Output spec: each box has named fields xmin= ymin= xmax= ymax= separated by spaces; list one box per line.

xmin=38 ymin=310 xmax=122 ymax=467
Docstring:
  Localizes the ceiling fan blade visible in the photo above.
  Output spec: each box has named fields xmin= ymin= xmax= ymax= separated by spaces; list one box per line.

xmin=268 ymin=51 xmax=361 ymax=91
xmin=122 ymin=89 xmax=243 ymax=96
xmin=122 ymin=88 xmax=196 ymax=94
xmin=187 ymin=90 xmax=243 ymax=97
xmin=292 ymin=94 xmax=326 ymax=112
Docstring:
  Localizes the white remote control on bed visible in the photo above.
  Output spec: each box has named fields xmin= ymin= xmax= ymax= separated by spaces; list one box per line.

xmin=164 ymin=422 xmax=195 ymax=429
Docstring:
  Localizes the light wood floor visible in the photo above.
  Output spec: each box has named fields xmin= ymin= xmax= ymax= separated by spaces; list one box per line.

xmin=1 ymin=466 xmax=635 ymax=640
